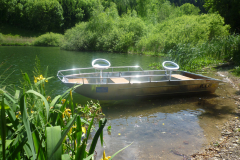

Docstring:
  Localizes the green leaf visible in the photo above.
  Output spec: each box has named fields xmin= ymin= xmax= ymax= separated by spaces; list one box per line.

xmin=99 ymin=120 xmax=103 ymax=147
xmin=86 ymin=115 xmax=94 ymax=140
xmin=0 ymin=103 xmax=10 ymax=110
xmin=50 ymin=95 xmax=62 ymax=108
xmin=32 ymin=129 xmax=45 ymax=160
xmin=108 ymin=142 xmax=133 ymax=160
xmin=76 ymin=116 xmax=82 ymax=147
xmin=8 ymin=137 xmax=28 ymax=159
xmin=83 ymin=154 xmax=94 ymax=160
xmin=26 ymin=90 xmax=50 ymax=121
xmin=0 ymin=94 xmax=6 ymax=160
xmin=46 ymin=126 xmax=62 ymax=160
xmin=22 ymin=72 xmax=33 ymax=89
xmin=14 ymin=90 xmax=20 ymax=100
xmin=88 ymin=118 xmax=107 ymax=156
xmin=3 ymin=92 xmax=18 ymax=112
xmin=20 ymin=95 xmax=36 ymax=159
xmin=49 ymin=115 xmax=77 ymax=160
xmin=61 ymin=154 xmax=71 ymax=160
xmin=75 ymin=138 xmax=87 ymax=160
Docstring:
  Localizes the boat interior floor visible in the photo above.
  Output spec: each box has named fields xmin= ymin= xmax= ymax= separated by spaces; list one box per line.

xmin=67 ymin=74 xmax=195 ymax=84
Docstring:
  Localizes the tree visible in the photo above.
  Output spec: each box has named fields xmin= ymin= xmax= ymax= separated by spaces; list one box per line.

xmin=58 ymin=0 xmax=98 ymax=30
xmin=204 ymin=0 xmax=240 ymax=33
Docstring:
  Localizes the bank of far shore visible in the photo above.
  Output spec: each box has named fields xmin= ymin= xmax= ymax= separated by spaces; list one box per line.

xmin=190 ymin=69 xmax=240 ymax=160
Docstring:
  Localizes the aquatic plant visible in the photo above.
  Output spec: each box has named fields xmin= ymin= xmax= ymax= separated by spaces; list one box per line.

xmin=0 ymin=69 xmax=108 ymax=160
xmin=0 ymin=57 xmax=132 ymax=159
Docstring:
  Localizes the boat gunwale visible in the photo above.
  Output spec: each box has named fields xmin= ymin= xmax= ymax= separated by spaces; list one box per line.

xmin=57 ymin=67 xmax=222 ymax=85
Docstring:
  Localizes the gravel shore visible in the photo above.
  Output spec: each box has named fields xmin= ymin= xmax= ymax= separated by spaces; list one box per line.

xmin=190 ymin=71 xmax=240 ymax=160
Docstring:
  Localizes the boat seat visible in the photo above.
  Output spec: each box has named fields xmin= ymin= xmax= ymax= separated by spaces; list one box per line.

xmin=68 ymin=78 xmax=89 ymax=84
xmin=171 ymin=74 xmax=193 ymax=80
xmin=110 ymin=78 xmax=129 ymax=83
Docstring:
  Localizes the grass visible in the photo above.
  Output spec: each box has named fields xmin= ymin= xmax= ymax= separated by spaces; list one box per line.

xmin=0 ymin=24 xmax=38 ymax=46
xmin=0 ymin=24 xmax=64 ymax=46
xmin=0 ymin=35 xmax=35 ymax=46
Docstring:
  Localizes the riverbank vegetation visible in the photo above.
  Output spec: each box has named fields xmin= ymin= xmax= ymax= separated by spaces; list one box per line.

xmin=0 ymin=58 xmax=131 ymax=159
xmin=1 ymin=0 xmax=240 ymax=72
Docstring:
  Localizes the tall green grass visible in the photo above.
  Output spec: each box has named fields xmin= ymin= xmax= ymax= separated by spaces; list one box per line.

xmin=0 ymin=58 xmax=132 ymax=159
xmin=149 ymin=34 xmax=240 ymax=72
xmin=0 ymin=35 xmax=34 ymax=46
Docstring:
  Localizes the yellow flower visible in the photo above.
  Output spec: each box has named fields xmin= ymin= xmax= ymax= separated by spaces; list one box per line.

xmin=47 ymin=96 xmax=51 ymax=101
xmin=69 ymin=125 xmax=76 ymax=134
xmin=82 ymin=127 xmax=86 ymax=134
xmin=34 ymin=75 xmax=48 ymax=83
xmin=39 ymin=75 xmax=44 ymax=80
xmin=62 ymin=108 xmax=71 ymax=118
xmin=31 ymin=110 xmax=34 ymax=114
xmin=101 ymin=150 xmax=111 ymax=160
xmin=16 ymin=111 xmax=21 ymax=118
xmin=34 ymin=76 xmax=37 ymax=83
xmin=61 ymin=99 xmax=66 ymax=104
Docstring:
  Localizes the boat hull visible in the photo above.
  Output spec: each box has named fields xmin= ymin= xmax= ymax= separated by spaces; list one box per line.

xmin=64 ymin=79 xmax=219 ymax=100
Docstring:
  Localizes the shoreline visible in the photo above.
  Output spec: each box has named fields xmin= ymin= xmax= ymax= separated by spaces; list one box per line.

xmin=191 ymin=70 xmax=240 ymax=159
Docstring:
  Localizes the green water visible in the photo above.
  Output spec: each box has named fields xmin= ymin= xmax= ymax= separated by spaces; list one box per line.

xmin=0 ymin=46 xmax=162 ymax=103
xmin=0 ymin=46 xmax=237 ymax=159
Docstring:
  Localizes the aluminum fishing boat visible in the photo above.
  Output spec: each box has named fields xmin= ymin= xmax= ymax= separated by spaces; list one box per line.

xmin=57 ymin=59 xmax=221 ymax=100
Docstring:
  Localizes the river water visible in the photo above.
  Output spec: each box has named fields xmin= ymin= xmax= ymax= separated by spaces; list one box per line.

xmin=0 ymin=46 xmax=238 ymax=159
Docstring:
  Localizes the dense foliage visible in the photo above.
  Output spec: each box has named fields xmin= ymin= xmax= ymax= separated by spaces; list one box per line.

xmin=62 ymin=3 xmax=146 ymax=52
xmin=0 ymin=0 xmax=98 ymax=32
xmin=62 ymin=2 xmax=229 ymax=54
xmin=204 ymin=0 xmax=240 ymax=33
xmin=0 ymin=0 xmax=64 ymax=32
xmin=135 ymin=14 xmax=230 ymax=54
xmin=0 ymin=60 xmax=105 ymax=159
xmin=1 ymin=0 xmax=239 ymax=33
xmin=1 ymin=0 xmax=240 ymax=72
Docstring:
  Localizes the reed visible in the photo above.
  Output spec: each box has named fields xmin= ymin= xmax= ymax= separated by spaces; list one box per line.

xmin=0 ymin=58 xmax=131 ymax=160
xmin=162 ymin=34 xmax=240 ymax=72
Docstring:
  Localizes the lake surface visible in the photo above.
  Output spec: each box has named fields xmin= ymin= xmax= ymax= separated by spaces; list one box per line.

xmin=0 ymin=46 xmax=238 ymax=159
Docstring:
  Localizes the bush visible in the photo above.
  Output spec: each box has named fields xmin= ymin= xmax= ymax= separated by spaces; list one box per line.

xmin=61 ymin=4 xmax=146 ymax=52
xmin=135 ymin=13 xmax=230 ymax=53
xmin=33 ymin=32 xmax=64 ymax=46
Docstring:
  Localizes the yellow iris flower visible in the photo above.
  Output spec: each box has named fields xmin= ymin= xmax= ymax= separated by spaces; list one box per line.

xmin=62 ymin=108 xmax=71 ymax=118
xmin=34 ymin=76 xmax=38 ymax=83
xmin=61 ymin=99 xmax=66 ymax=104
xmin=34 ymin=75 xmax=48 ymax=83
xmin=16 ymin=111 xmax=21 ymax=118
xmin=69 ymin=125 xmax=77 ymax=134
xmin=82 ymin=127 xmax=86 ymax=134
xmin=101 ymin=150 xmax=111 ymax=160
xmin=47 ymin=96 xmax=51 ymax=101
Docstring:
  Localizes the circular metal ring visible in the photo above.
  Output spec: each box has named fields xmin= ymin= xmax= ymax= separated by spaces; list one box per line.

xmin=92 ymin=59 xmax=111 ymax=70
xmin=162 ymin=61 xmax=179 ymax=70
